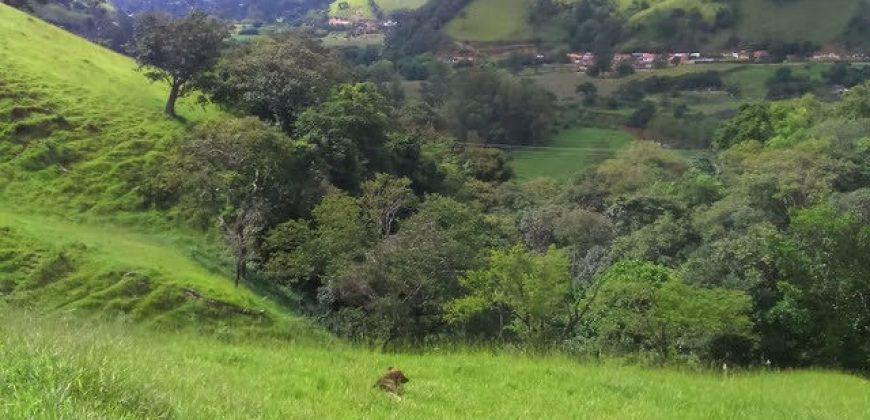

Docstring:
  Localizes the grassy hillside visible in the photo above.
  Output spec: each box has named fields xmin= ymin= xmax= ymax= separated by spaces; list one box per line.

xmin=511 ymin=127 xmax=634 ymax=181
xmin=329 ymin=0 xmax=427 ymax=19
xmin=329 ymin=0 xmax=374 ymax=20
xmin=3 ymin=313 xmax=869 ymax=419
xmin=0 ymin=4 xmax=305 ymax=329
xmin=732 ymin=0 xmax=860 ymax=45
xmin=444 ymin=0 xmax=535 ymax=42
xmin=376 ymin=0 xmax=428 ymax=13
xmin=442 ymin=0 xmax=864 ymax=48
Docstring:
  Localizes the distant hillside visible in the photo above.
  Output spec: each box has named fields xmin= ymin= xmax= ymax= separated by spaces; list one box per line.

xmin=0 ymin=4 xmax=300 ymax=329
xmin=435 ymin=0 xmax=870 ymax=52
xmin=328 ymin=0 xmax=427 ymax=20
xmin=112 ymin=0 xmax=331 ymax=22
xmin=2 ymin=0 xmax=133 ymax=50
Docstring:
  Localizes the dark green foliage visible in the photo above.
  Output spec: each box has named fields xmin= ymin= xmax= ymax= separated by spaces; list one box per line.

xmin=296 ymin=83 xmax=392 ymax=192
xmin=158 ymin=117 xmax=322 ymax=283
xmin=766 ymin=68 xmax=814 ymax=100
xmin=581 ymin=261 xmax=753 ymax=362
xmin=713 ymin=103 xmax=774 ymax=149
xmin=443 ymin=68 xmax=556 ymax=146
xmin=204 ymin=34 xmax=348 ymax=133
xmin=130 ymin=11 xmax=229 ymax=116
xmin=384 ymin=0 xmax=472 ymax=58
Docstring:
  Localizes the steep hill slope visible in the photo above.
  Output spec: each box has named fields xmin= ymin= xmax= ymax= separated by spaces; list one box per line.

xmin=0 ymin=4 xmax=304 ymax=330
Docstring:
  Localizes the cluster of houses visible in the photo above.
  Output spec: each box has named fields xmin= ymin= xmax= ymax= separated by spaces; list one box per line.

xmin=327 ymin=17 xmax=398 ymax=37
xmin=566 ymin=49 xmax=868 ymax=72
xmin=567 ymin=51 xmax=709 ymax=72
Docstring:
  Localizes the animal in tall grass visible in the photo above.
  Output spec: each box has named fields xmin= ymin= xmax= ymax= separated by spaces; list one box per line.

xmin=374 ymin=367 xmax=410 ymax=398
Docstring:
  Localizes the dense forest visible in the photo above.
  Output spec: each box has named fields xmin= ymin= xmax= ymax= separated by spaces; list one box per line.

xmin=110 ymin=11 xmax=870 ymax=372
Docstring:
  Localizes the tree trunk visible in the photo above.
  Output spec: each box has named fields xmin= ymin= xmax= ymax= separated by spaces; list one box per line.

xmin=165 ymin=81 xmax=181 ymax=117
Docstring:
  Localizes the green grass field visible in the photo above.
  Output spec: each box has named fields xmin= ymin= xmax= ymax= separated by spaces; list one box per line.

xmin=444 ymin=0 xmax=535 ymax=42
xmin=511 ymin=127 xmax=635 ymax=181
xmin=733 ymin=0 xmax=860 ymax=45
xmin=375 ymin=0 xmax=428 ymax=13
xmin=3 ymin=313 xmax=869 ymax=419
xmin=329 ymin=0 xmax=374 ymax=20
xmin=0 ymin=5 xmax=283 ymax=328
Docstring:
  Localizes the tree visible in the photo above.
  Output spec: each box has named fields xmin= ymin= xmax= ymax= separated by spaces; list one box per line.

xmin=768 ymin=206 xmax=870 ymax=370
xmin=615 ymin=61 xmax=635 ymax=77
xmin=839 ymin=81 xmax=870 ymax=119
xmin=583 ymin=261 xmax=753 ymax=361
xmin=205 ymin=34 xmax=348 ymax=133
xmin=360 ymin=174 xmax=418 ymax=237
xmin=296 ymin=83 xmax=391 ymax=192
xmin=713 ymin=103 xmax=774 ymax=150
xmin=321 ymin=195 xmax=494 ymax=344
xmin=167 ymin=117 xmax=321 ymax=285
xmin=576 ymin=82 xmax=598 ymax=105
xmin=131 ymin=11 xmax=229 ymax=116
xmin=446 ymin=246 xmax=577 ymax=347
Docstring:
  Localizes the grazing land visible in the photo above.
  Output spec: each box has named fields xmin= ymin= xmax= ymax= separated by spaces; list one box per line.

xmin=444 ymin=0 xmax=535 ymax=42
xmin=375 ymin=0 xmax=428 ymax=13
xmin=510 ymin=127 xmax=635 ymax=181
xmin=3 ymin=314 xmax=869 ymax=419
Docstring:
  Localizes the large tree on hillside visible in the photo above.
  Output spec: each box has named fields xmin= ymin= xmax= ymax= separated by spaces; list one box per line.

xmin=168 ymin=117 xmax=323 ymax=285
xmin=205 ymin=34 xmax=348 ymax=134
xmin=131 ymin=11 xmax=228 ymax=116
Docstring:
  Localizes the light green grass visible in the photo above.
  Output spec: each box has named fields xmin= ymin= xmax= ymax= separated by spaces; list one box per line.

xmin=320 ymin=32 xmax=385 ymax=48
xmin=0 ymin=4 xmax=218 ymax=215
xmin=375 ymin=0 xmax=428 ymax=13
xmin=329 ymin=0 xmax=374 ymax=20
xmin=445 ymin=0 xmax=535 ymax=42
xmin=511 ymin=128 xmax=635 ymax=181
xmin=0 ymin=5 xmax=299 ymax=329
xmin=2 ymin=313 xmax=869 ymax=419
xmin=0 ymin=208 xmax=302 ymax=328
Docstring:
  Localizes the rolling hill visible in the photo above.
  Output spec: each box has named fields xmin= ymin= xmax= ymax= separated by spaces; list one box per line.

xmin=329 ymin=0 xmax=427 ymax=19
xmin=441 ymin=0 xmax=869 ymax=50
xmin=0 ymin=4 xmax=305 ymax=330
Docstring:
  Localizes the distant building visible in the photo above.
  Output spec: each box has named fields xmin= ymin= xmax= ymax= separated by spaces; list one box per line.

xmin=812 ymin=52 xmax=842 ymax=62
xmin=328 ymin=18 xmax=352 ymax=27
xmin=753 ymin=50 xmax=771 ymax=61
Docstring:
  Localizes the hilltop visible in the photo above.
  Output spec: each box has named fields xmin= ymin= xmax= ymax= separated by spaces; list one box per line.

xmin=0 ymin=4 xmax=306 ymax=331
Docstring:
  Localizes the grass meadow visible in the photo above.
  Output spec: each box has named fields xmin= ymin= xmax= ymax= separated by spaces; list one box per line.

xmin=2 ymin=313 xmax=869 ymax=419
xmin=329 ymin=0 xmax=375 ymax=20
xmin=510 ymin=127 xmax=635 ymax=181
xmin=375 ymin=0 xmax=428 ymax=13
xmin=732 ymin=0 xmax=860 ymax=45
xmin=444 ymin=0 xmax=535 ymax=42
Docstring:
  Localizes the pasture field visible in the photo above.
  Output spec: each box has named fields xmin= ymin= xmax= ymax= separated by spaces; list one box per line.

xmin=0 ymin=4 xmax=217 ymax=215
xmin=329 ymin=0 xmax=374 ymax=20
xmin=523 ymin=63 xmax=838 ymax=103
xmin=732 ymin=0 xmax=860 ymax=45
xmin=375 ymin=0 xmax=428 ymax=13
xmin=0 ymin=4 xmax=275 ymax=328
xmin=510 ymin=127 xmax=635 ymax=181
xmin=444 ymin=0 xmax=535 ymax=42
xmin=2 ymin=313 xmax=869 ymax=419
